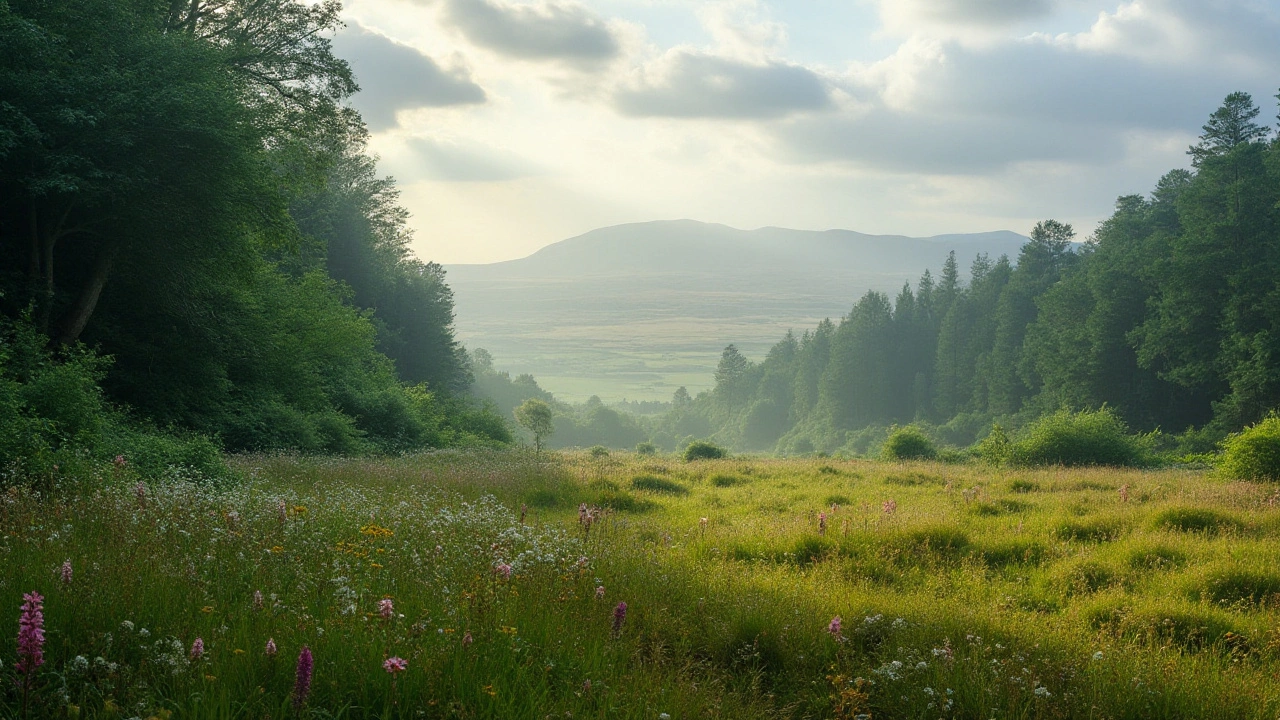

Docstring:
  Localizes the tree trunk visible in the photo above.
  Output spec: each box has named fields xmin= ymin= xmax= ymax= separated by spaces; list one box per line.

xmin=53 ymin=240 xmax=118 ymax=346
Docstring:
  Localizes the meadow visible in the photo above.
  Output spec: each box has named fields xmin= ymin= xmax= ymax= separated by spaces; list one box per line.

xmin=5 ymin=451 xmax=1280 ymax=718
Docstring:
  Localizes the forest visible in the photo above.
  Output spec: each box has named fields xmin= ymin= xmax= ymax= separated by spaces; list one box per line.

xmin=0 ymin=0 xmax=508 ymax=482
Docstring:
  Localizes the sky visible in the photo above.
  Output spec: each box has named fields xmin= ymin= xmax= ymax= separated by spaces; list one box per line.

xmin=332 ymin=0 xmax=1280 ymax=264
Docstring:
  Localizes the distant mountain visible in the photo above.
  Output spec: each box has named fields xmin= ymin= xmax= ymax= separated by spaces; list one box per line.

xmin=446 ymin=220 xmax=1027 ymax=281
xmin=445 ymin=220 xmax=1029 ymax=402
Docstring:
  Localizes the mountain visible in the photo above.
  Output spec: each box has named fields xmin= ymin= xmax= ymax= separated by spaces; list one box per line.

xmin=445 ymin=220 xmax=1029 ymax=402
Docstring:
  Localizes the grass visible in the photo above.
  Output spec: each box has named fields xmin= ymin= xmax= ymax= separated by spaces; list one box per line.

xmin=3 ymin=452 xmax=1280 ymax=718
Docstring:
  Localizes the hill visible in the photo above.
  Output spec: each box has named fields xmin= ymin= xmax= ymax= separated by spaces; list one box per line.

xmin=447 ymin=220 xmax=1028 ymax=401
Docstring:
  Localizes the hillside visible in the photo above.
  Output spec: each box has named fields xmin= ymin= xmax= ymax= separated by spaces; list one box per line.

xmin=446 ymin=221 xmax=1027 ymax=401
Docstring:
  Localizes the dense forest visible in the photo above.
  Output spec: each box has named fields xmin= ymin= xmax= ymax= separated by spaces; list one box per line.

xmin=0 ymin=0 xmax=508 ymax=480
xmin=645 ymin=91 xmax=1280 ymax=455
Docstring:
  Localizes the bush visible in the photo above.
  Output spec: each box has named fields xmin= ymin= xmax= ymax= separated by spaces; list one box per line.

xmin=1010 ymin=408 xmax=1148 ymax=467
xmin=635 ymin=441 xmax=658 ymax=456
xmin=588 ymin=445 xmax=610 ymax=458
xmin=1153 ymin=507 xmax=1242 ymax=534
xmin=683 ymin=440 xmax=727 ymax=461
xmin=631 ymin=475 xmax=688 ymax=495
xmin=880 ymin=425 xmax=937 ymax=461
xmin=976 ymin=424 xmax=1012 ymax=465
xmin=1220 ymin=415 xmax=1280 ymax=481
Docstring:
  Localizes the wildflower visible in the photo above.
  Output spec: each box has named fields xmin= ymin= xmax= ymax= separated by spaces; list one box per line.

xmin=17 ymin=591 xmax=45 ymax=674
xmin=1119 ymin=484 xmax=1131 ymax=503
xmin=1092 ymin=651 xmax=1104 ymax=661
xmin=699 ymin=517 xmax=708 ymax=531
xmin=114 ymin=454 xmax=127 ymax=469
xmin=882 ymin=499 xmax=897 ymax=515
xmin=190 ymin=637 xmax=204 ymax=661
xmin=520 ymin=503 xmax=528 ymax=525
xmin=60 ymin=559 xmax=73 ymax=585
xmin=266 ymin=638 xmax=278 ymax=657
xmin=612 ymin=602 xmax=627 ymax=637
xmin=253 ymin=590 xmax=264 ymax=611
xmin=595 ymin=585 xmax=606 ymax=600
xmin=827 ymin=615 xmax=842 ymax=639
xmin=582 ymin=679 xmax=591 ymax=693
xmin=135 ymin=481 xmax=147 ymax=507
xmin=818 ymin=512 xmax=827 ymax=535
xmin=579 ymin=503 xmax=589 ymax=525
xmin=494 ymin=563 xmax=513 ymax=580
xmin=383 ymin=656 xmax=408 ymax=674
xmin=379 ymin=598 xmax=394 ymax=619
xmin=462 ymin=631 xmax=473 ymax=647
xmin=1034 ymin=686 xmax=1051 ymax=698
xmin=277 ymin=499 xmax=288 ymax=524
xmin=659 ymin=714 xmax=671 ymax=720
xmin=293 ymin=646 xmax=313 ymax=711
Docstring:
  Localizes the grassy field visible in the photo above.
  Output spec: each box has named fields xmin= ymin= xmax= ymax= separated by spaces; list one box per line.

xmin=4 ymin=452 xmax=1280 ymax=718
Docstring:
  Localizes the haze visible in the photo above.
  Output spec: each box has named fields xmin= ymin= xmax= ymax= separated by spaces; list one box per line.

xmin=334 ymin=0 xmax=1280 ymax=264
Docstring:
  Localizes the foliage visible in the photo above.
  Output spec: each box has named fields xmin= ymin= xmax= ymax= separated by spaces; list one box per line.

xmin=514 ymin=398 xmax=555 ymax=453
xmin=635 ymin=441 xmax=658 ymax=456
xmin=1008 ymin=408 xmax=1149 ymax=467
xmin=1220 ymin=415 xmax=1280 ymax=481
xmin=683 ymin=441 xmax=727 ymax=461
xmin=880 ymin=425 xmax=938 ymax=461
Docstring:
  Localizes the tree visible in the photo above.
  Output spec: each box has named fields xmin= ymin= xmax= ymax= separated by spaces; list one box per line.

xmin=514 ymin=398 xmax=555 ymax=453
xmin=1188 ymin=91 xmax=1270 ymax=167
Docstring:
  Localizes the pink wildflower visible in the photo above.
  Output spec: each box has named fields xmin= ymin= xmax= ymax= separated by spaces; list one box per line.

xmin=190 ymin=637 xmax=204 ymax=661
xmin=462 ymin=631 xmax=473 ymax=647
xmin=16 ymin=592 xmax=45 ymax=674
xmin=494 ymin=563 xmax=512 ymax=580
xmin=266 ymin=638 xmax=278 ymax=656
xmin=1119 ymin=484 xmax=1131 ymax=503
xmin=293 ymin=646 xmax=313 ymax=711
xmin=60 ymin=559 xmax=73 ymax=585
xmin=379 ymin=598 xmax=394 ymax=619
xmin=114 ymin=454 xmax=127 ymax=468
xmin=253 ymin=589 xmax=264 ymax=611
xmin=611 ymin=601 xmax=627 ymax=638
xmin=383 ymin=656 xmax=408 ymax=674
xmin=595 ymin=585 xmax=605 ymax=600
xmin=818 ymin=512 xmax=827 ymax=535
xmin=883 ymin=499 xmax=897 ymax=515
xmin=827 ymin=615 xmax=843 ymax=639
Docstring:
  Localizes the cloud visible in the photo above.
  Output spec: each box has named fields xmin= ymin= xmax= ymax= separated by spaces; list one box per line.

xmin=613 ymin=51 xmax=832 ymax=119
xmin=876 ymin=0 xmax=1059 ymax=35
xmin=441 ymin=0 xmax=620 ymax=66
xmin=333 ymin=22 xmax=486 ymax=131
xmin=388 ymin=136 xmax=542 ymax=182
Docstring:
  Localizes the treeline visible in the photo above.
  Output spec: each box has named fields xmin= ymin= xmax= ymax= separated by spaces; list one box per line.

xmin=656 ymin=92 xmax=1280 ymax=455
xmin=0 ymin=0 xmax=508 ymax=482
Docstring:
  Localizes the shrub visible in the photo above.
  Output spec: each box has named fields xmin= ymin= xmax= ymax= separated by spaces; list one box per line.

xmin=588 ymin=445 xmax=610 ymax=458
xmin=880 ymin=425 xmax=937 ymax=461
xmin=635 ymin=441 xmax=658 ymax=456
xmin=1220 ymin=415 xmax=1280 ymax=481
xmin=1153 ymin=507 xmax=1242 ymax=534
xmin=977 ymin=423 xmax=1012 ymax=465
xmin=1009 ymin=408 xmax=1148 ymax=467
xmin=631 ymin=475 xmax=688 ymax=495
xmin=683 ymin=441 xmax=727 ymax=461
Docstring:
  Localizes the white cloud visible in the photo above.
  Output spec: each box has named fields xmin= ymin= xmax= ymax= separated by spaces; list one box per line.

xmin=613 ymin=50 xmax=831 ymax=119
xmin=440 ymin=0 xmax=622 ymax=67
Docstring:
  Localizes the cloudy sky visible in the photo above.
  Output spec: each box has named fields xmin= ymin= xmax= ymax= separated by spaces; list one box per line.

xmin=332 ymin=0 xmax=1280 ymax=264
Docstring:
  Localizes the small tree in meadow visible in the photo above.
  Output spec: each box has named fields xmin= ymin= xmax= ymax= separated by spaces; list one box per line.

xmin=514 ymin=399 xmax=554 ymax=453
xmin=1220 ymin=414 xmax=1280 ymax=481
xmin=881 ymin=425 xmax=937 ymax=461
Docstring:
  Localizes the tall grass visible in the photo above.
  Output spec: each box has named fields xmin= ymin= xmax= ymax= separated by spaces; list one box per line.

xmin=3 ymin=451 xmax=1280 ymax=717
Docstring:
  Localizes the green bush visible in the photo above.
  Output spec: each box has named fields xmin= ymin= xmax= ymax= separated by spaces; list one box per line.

xmin=683 ymin=440 xmax=727 ymax=461
xmin=976 ymin=423 xmax=1012 ymax=465
xmin=1153 ymin=507 xmax=1242 ymax=534
xmin=635 ymin=441 xmax=658 ymax=456
xmin=880 ymin=425 xmax=937 ymax=461
xmin=1220 ymin=415 xmax=1280 ymax=481
xmin=631 ymin=475 xmax=688 ymax=495
xmin=1009 ymin=408 xmax=1148 ymax=467
xmin=588 ymin=445 xmax=610 ymax=458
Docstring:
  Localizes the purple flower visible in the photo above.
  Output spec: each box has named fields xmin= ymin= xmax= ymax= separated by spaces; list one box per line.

xmin=494 ymin=563 xmax=512 ymax=580
xmin=595 ymin=585 xmax=605 ymax=600
xmin=379 ymin=598 xmax=394 ymax=619
xmin=882 ymin=499 xmax=897 ymax=515
xmin=60 ymin=559 xmax=73 ymax=585
xmin=383 ymin=656 xmax=408 ymax=674
xmin=611 ymin=602 xmax=627 ymax=637
xmin=190 ymin=637 xmax=204 ymax=661
xmin=253 ymin=589 xmax=264 ymax=611
xmin=293 ymin=646 xmax=313 ymax=710
xmin=16 ymin=592 xmax=45 ymax=675
xmin=266 ymin=638 xmax=278 ymax=657
xmin=827 ymin=615 xmax=842 ymax=639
